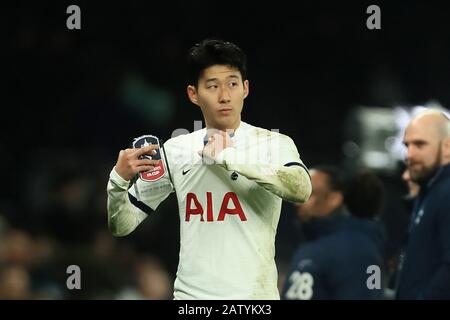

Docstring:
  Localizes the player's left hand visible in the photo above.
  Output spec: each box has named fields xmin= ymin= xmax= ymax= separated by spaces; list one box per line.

xmin=200 ymin=130 xmax=233 ymax=162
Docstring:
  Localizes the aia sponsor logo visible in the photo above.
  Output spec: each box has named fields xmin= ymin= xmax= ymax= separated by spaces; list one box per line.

xmin=185 ymin=192 xmax=247 ymax=222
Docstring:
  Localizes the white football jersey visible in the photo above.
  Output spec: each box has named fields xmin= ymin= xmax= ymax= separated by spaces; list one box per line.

xmin=117 ymin=121 xmax=309 ymax=299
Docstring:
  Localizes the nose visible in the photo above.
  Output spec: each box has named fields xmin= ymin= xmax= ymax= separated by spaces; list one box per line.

xmin=405 ymin=145 xmax=416 ymax=165
xmin=402 ymin=169 xmax=410 ymax=182
xmin=218 ymin=86 xmax=231 ymax=104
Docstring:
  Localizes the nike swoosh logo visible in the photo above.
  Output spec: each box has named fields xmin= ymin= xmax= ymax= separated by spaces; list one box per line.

xmin=182 ymin=169 xmax=191 ymax=175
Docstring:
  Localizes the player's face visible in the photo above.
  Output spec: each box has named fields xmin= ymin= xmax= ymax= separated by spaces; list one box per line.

xmin=403 ymin=123 xmax=442 ymax=184
xmin=296 ymin=170 xmax=339 ymax=220
xmin=187 ymin=65 xmax=249 ymax=131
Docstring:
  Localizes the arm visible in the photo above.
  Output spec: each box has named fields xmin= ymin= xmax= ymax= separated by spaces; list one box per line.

xmin=203 ymin=131 xmax=312 ymax=203
xmin=217 ymin=148 xmax=311 ymax=202
xmin=421 ymin=200 xmax=450 ymax=299
xmin=107 ymin=168 xmax=148 ymax=237
xmin=106 ymin=144 xmax=166 ymax=237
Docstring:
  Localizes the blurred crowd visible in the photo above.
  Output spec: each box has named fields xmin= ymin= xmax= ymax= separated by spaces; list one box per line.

xmin=0 ymin=150 xmax=176 ymax=300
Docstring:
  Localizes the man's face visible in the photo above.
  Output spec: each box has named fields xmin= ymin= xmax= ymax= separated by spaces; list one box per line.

xmin=296 ymin=170 xmax=340 ymax=221
xmin=403 ymin=122 xmax=442 ymax=183
xmin=402 ymin=168 xmax=420 ymax=197
xmin=187 ymin=65 xmax=249 ymax=131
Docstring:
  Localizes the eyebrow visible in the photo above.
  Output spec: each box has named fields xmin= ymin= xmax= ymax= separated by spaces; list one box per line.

xmin=403 ymin=139 xmax=428 ymax=146
xmin=205 ymin=75 xmax=240 ymax=83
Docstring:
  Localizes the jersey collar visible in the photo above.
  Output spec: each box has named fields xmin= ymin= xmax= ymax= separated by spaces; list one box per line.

xmin=202 ymin=121 xmax=249 ymax=145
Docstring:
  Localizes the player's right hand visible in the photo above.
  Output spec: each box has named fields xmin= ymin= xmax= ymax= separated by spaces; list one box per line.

xmin=114 ymin=145 xmax=160 ymax=181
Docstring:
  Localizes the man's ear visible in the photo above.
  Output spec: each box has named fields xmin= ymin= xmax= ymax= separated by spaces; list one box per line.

xmin=243 ymin=80 xmax=249 ymax=99
xmin=187 ymin=85 xmax=199 ymax=106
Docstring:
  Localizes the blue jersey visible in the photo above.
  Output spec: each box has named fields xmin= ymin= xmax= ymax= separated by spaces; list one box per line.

xmin=282 ymin=209 xmax=385 ymax=300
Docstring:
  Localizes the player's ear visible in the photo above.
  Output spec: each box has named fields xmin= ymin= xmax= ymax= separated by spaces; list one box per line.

xmin=187 ymin=85 xmax=199 ymax=106
xmin=243 ymin=80 xmax=249 ymax=99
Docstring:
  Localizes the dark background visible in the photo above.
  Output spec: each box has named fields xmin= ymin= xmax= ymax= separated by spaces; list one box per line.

xmin=2 ymin=0 xmax=450 ymax=299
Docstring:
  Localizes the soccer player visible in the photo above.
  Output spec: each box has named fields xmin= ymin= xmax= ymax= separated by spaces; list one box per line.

xmin=107 ymin=39 xmax=312 ymax=299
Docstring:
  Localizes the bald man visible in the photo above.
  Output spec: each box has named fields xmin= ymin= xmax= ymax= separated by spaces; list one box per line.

xmin=397 ymin=110 xmax=450 ymax=299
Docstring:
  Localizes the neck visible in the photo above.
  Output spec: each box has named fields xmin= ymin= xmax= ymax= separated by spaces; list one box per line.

xmin=205 ymin=120 xmax=241 ymax=134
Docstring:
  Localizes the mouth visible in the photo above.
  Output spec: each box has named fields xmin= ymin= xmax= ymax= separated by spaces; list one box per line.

xmin=218 ymin=108 xmax=232 ymax=115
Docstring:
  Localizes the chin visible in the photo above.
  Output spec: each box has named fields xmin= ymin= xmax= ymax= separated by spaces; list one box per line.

xmin=216 ymin=121 xmax=234 ymax=130
xmin=412 ymin=169 xmax=437 ymax=184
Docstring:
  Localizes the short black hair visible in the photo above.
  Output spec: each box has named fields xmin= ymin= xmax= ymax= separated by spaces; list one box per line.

xmin=344 ymin=170 xmax=385 ymax=219
xmin=313 ymin=165 xmax=346 ymax=194
xmin=187 ymin=39 xmax=247 ymax=87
